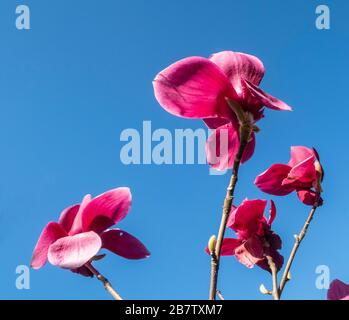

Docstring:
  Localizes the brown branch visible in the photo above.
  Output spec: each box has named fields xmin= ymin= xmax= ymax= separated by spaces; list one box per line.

xmin=266 ymin=255 xmax=280 ymax=300
xmin=209 ymin=107 xmax=252 ymax=300
xmin=85 ymin=263 xmax=123 ymax=300
xmin=278 ymin=196 xmax=321 ymax=298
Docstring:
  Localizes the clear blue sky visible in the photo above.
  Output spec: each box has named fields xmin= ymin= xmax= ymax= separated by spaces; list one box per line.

xmin=0 ymin=0 xmax=347 ymax=300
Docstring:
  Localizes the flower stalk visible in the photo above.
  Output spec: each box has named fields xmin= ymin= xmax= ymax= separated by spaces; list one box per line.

xmin=209 ymin=100 xmax=253 ymax=300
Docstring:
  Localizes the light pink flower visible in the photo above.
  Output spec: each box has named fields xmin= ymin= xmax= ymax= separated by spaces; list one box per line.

xmin=153 ymin=51 xmax=291 ymax=170
xmin=255 ymin=146 xmax=324 ymax=206
xmin=206 ymin=199 xmax=284 ymax=272
xmin=327 ymin=279 xmax=349 ymax=300
xmin=31 ymin=188 xmax=150 ymax=277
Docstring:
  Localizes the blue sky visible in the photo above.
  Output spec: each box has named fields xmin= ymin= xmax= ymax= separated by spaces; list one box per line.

xmin=0 ymin=0 xmax=347 ymax=299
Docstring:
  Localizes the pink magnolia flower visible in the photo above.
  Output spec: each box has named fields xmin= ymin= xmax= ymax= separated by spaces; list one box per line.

xmin=153 ymin=51 xmax=292 ymax=170
xmin=207 ymin=199 xmax=284 ymax=272
xmin=327 ymin=279 xmax=349 ymax=300
xmin=31 ymin=188 xmax=150 ymax=277
xmin=255 ymin=146 xmax=324 ymax=206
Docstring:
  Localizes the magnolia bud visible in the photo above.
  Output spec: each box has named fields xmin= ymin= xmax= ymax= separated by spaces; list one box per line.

xmin=208 ymin=235 xmax=217 ymax=255
xmin=259 ymin=284 xmax=271 ymax=295
xmin=287 ymin=271 xmax=292 ymax=281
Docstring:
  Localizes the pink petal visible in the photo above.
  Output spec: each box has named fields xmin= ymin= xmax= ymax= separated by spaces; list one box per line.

xmin=206 ymin=122 xmax=256 ymax=171
xmin=48 ymin=231 xmax=102 ymax=269
xmin=255 ymin=164 xmax=294 ymax=196
xmin=297 ymin=190 xmax=323 ymax=206
xmin=282 ymin=156 xmax=316 ymax=188
xmin=153 ymin=56 xmax=237 ymax=121
xmin=31 ymin=222 xmax=67 ymax=269
xmin=210 ymin=51 xmax=265 ymax=113
xmin=220 ymin=238 xmax=242 ymax=256
xmin=227 ymin=199 xmax=267 ymax=239
xmin=81 ymin=188 xmax=132 ymax=234
xmin=101 ymin=229 xmax=150 ymax=260
xmin=288 ymin=146 xmax=315 ymax=167
xmin=58 ymin=204 xmax=80 ymax=234
xmin=234 ymin=236 xmax=264 ymax=268
xmin=69 ymin=194 xmax=92 ymax=235
xmin=210 ymin=51 xmax=265 ymax=90
xmin=243 ymin=79 xmax=292 ymax=111
xmin=268 ymin=200 xmax=276 ymax=226
xmin=327 ymin=279 xmax=349 ymax=300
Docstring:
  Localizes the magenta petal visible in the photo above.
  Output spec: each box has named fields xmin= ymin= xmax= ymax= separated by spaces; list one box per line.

xmin=297 ymin=190 xmax=323 ymax=206
xmin=283 ymin=156 xmax=316 ymax=188
xmin=81 ymin=188 xmax=132 ymax=234
xmin=210 ymin=51 xmax=265 ymax=89
xmin=220 ymin=238 xmax=242 ymax=256
xmin=153 ymin=56 xmax=236 ymax=120
xmin=257 ymin=248 xmax=284 ymax=273
xmin=206 ymin=122 xmax=255 ymax=171
xmin=288 ymin=146 xmax=315 ymax=167
xmin=101 ymin=229 xmax=150 ymax=260
xmin=268 ymin=200 xmax=276 ymax=226
xmin=327 ymin=279 xmax=349 ymax=300
xmin=48 ymin=231 xmax=102 ymax=269
xmin=234 ymin=236 xmax=264 ymax=268
xmin=58 ymin=204 xmax=80 ymax=234
xmin=255 ymin=164 xmax=294 ymax=196
xmin=31 ymin=222 xmax=67 ymax=269
xmin=227 ymin=199 xmax=267 ymax=239
xmin=71 ymin=266 xmax=93 ymax=278
xmin=69 ymin=194 xmax=92 ymax=235
xmin=243 ymin=79 xmax=292 ymax=111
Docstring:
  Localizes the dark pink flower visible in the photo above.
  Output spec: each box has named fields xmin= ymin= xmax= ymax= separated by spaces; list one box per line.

xmin=327 ymin=279 xmax=349 ymax=300
xmin=207 ymin=199 xmax=284 ymax=272
xmin=31 ymin=188 xmax=150 ymax=277
xmin=153 ymin=51 xmax=291 ymax=170
xmin=255 ymin=146 xmax=324 ymax=206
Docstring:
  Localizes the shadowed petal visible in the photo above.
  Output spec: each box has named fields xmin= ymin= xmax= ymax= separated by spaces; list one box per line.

xmin=81 ymin=188 xmax=132 ymax=234
xmin=153 ymin=56 xmax=237 ymax=120
xmin=283 ymin=156 xmax=316 ymax=188
xmin=244 ymin=79 xmax=292 ymax=111
xmin=31 ymin=222 xmax=67 ymax=269
xmin=101 ymin=229 xmax=150 ymax=260
xmin=206 ymin=122 xmax=255 ymax=171
xmin=58 ymin=204 xmax=80 ymax=234
xmin=71 ymin=266 xmax=93 ymax=278
xmin=48 ymin=231 xmax=102 ymax=269
xmin=327 ymin=279 xmax=349 ymax=300
xmin=257 ymin=248 xmax=284 ymax=272
xmin=255 ymin=164 xmax=294 ymax=196
xmin=234 ymin=236 xmax=264 ymax=268
xmin=297 ymin=190 xmax=323 ymax=206
xmin=268 ymin=200 xmax=276 ymax=226
xmin=227 ymin=199 xmax=267 ymax=239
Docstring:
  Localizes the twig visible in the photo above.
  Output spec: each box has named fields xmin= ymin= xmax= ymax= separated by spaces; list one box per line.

xmin=266 ymin=255 xmax=280 ymax=300
xmin=278 ymin=196 xmax=321 ymax=298
xmin=209 ymin=101 xmax=252 ymax=300
xmin=85 ymin=263 xmax=123 ymax=300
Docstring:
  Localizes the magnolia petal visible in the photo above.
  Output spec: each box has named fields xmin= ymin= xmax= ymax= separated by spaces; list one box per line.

xmin=244 ymin=79 xmax=292 ymax=111
xmin=234 ymin=236 xmax=264 ymax=268
xmin=81 ymin=188 xmax=132 ymax=234
xmin=296 ymin=190 xmax=323 ymax=206
xmin=255 ymin=164 xmax=294 ymax=196
xmin=58 ymin=204 xmax=80 ymax=234
xmin=31 ymin=222 xmax=67 ymax=269
xmin=327 ymin=279 xmax=349 ymax=300
xmin=257 ymin=248 xmax=284 ymax=273
xmin=48 ymin=231 xmax=102 ymax=269
xmin=288 ymin=146 xmax=315 ymax=167
xmin=283 ymin=156 xmax=316 ymax=188
xmin=101 ymin=229 xmax=150 ymax=260
xmin=206 ymin=122 xmax=256 ymax=171
xmin=227 ymin=199 xmax=267 ymax=239
xmin=69 ymin=194 xmax=92 ymax=235
xmin=268 ymin=200 xmax=277 ymax=226
xmin=153 ymin=56 xmax=236 ymax=120
xmin=71 ymin=266 xmax=94 ymax=278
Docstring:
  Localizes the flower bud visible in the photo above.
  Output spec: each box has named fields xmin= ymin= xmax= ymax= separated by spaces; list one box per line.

xmin=259 ymin=284 xmax=271 ymax=295
xmin=208 ymin=235 xmax=217 ymax=255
